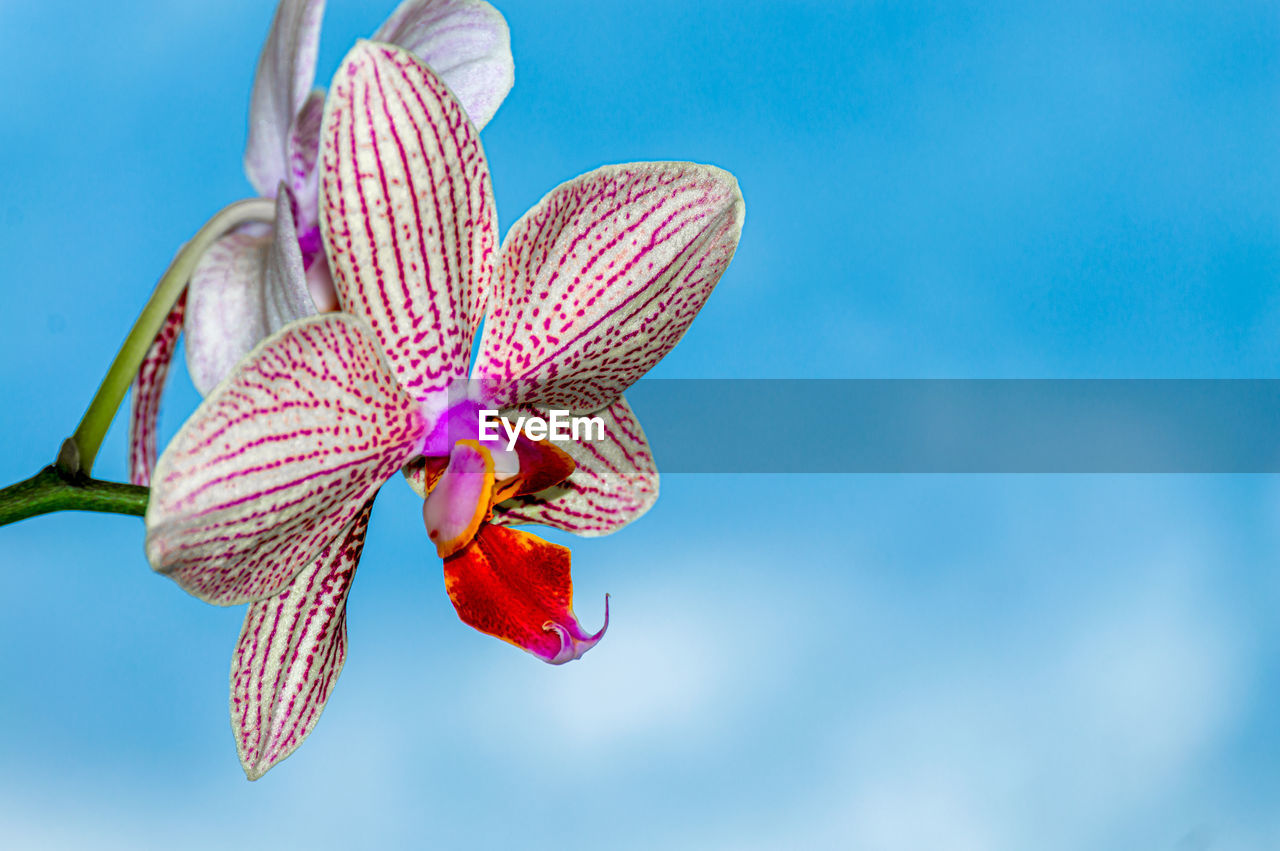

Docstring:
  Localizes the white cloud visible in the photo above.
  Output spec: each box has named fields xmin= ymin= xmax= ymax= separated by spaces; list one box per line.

xmin=448 ymin=572 xmax=793 ymax=764
xmin=696 ymin=552 xmax=1250 ymax=851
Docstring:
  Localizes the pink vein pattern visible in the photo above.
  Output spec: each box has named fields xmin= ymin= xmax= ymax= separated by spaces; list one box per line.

xmin=477 ymin=162 xmax=745 ymax=411
xmin=492 ymin=396 xmax=658 ymax=535
xmin=129 ymin=291 xmax=188 ymax=487
xmin=146 ymin=314 xmax=424 ymax=606
xmin=232 ymin=499 xmax=372 ymax=780
xmin=320 ymin=41 xmax=496 ymax=400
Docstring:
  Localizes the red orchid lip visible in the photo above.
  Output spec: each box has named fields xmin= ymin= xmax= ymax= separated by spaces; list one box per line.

xmin=443 ymin=525 xmax=609 ymax=665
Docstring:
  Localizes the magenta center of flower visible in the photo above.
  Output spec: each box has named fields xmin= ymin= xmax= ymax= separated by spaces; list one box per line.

xmin=419 ymin=397 xmax=485 ymax=457
xmin=416 ymin=395 xmax=520 ymax=482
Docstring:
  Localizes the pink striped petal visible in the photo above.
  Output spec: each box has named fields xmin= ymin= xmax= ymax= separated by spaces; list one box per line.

xmin=128 ymin=291 xmax=187 ymax=487
xmin=146 ymin=314 xmax=425 ymax=606
xmin=477 ymin=163 xmax=745 ymax=411
xmin=185 ymin=229 xmax=272 ymax=397
xmin=319 ymin=40 xmax=497 ymax=399
xmin=232 ymin=500 xmax=372 ymax=780
xmin=245 ymin=0 xmax=326 ymax=196
xmin=493 ymin=397 xmax=658 ymax=536
xmin=263 ymin=187 xmax=319 ymax=333
xmin=372 ymin=0 xmax=514 ymax=131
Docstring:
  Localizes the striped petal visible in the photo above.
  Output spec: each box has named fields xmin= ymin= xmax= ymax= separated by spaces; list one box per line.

xmin=146 ymin=314 xmax=425 ymax=606
xmin=443 ymin=524 xmax=608 ymax=664
xmin=319 ymin=40 xmax=497 ymax=399
xmin=263 ymin=186 xmax=320 ymax=333
xmin=493 ymin=396 xmax=657 ymax=536
xmin=232 ymin=500 xmax=371 ymax=780
xmin=245 ymin=0 xmax=326 ymax=196
xmin=477 ymin=163 xmax=745 ymax=411
xmin=372 ymin=0 xmax=514 ymax=131
xmin=128 ymin=291 xmax=187 ymax=487
xmin=185 ymin=229 xmax=271 ymax=397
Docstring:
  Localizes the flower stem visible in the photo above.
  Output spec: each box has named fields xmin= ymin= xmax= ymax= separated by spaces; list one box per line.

xmin=0 ymin=467 xmax=147 ymax=527
xmin=61 ymin=197 xmax=276 ymax=477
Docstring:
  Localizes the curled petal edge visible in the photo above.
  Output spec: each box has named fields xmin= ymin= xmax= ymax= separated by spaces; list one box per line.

xmin=129 ymin=291 xmax=187 ymax=486
xmin=544 ymin=593 xmax=609 ymax=665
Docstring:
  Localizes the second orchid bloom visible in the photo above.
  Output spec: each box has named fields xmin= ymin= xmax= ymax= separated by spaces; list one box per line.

xmin=128 ymin=0 xmax=514 ymax=486
xmin=145 ymin=41 xmax=743 ymax=777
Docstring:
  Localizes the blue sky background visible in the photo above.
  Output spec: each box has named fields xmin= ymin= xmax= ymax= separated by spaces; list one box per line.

xmin=2 ymin=1 xmax=1280 ymax=847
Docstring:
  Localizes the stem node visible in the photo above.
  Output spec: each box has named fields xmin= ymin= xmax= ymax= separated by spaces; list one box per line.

xmin=55 ymin=438 xmax=82 ymax=478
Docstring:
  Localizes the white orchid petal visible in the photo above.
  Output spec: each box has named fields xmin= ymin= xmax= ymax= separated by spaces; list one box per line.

xmin=232 ymin=500 xmax=371 ymax=781
xmin=372 ymin=0 xmax=513 ymax=131
xmin=185 ymin=230 xmax=271 ymax=397
xmin=263 ymin=187 xmax=319 ymax=333
xmin=146 ymin=314 xmax=425 ymax=606
xmin=128 ymin=293 xmax=187 ymax=486
xmin=245 ymin=0 xmax=327 ymax=195
xmin=491 ymin=397 xmax=658 ymax=536
xmin=478 ymin=163 xmax=745 ymax=411
xmin=320 ymin=40 xmax=497 ymax=399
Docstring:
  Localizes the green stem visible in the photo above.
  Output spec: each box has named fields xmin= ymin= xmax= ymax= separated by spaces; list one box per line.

xmin=62 ymin=197 xmax=276 ymax=477
xmin=0 ymin=467 xmax=148 ymax=526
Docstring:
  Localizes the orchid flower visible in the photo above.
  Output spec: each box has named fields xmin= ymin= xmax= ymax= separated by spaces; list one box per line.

xmin=127 ymin=0 xmax=514 ymax=487
xmin=144 ymin=41 xmax=744 ymax=778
